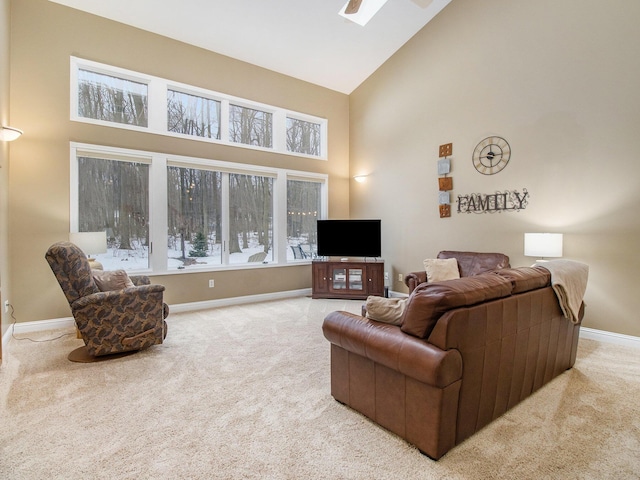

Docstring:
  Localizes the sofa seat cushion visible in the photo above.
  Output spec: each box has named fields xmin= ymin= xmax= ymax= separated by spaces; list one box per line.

xmin=401 ymin=273 xmax=513 ymax=339
xmin=492 ymin=266 xmax=550 ymax=293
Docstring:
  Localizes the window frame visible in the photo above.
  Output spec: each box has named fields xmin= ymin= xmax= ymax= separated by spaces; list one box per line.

xmin=70 ymin=142 xmax=328 ymax=275
xmin=71 ymin=57 xmax=328 ymax=160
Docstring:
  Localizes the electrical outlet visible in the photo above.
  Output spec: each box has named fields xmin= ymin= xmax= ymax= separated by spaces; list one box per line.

xmin=208 ymin=279 xmax=215 ymax=288
xmin=384 ymin=272 xmax=389 ymax=281
xmin=4 ymin=300 xmax=9 ymax=312
xmin=398 ymin=273 xmax=403 ymax=282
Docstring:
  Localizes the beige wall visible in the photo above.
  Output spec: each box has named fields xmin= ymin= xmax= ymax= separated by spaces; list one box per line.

xmin=349 ymin=0 xmax=640 ymax=336
xmin=1 ymin=0 xmax=10 ymax=346
xmin=8 ymin=0 xmax=640 ymax=338
xmin=8 ymin=0 xmax=350 ymax=322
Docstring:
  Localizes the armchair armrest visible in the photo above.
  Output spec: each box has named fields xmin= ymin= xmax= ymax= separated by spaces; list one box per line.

xmin=70 ymin=284 xmax=166 ymax=356
xmin=129 ymin=275 xmax=150 ymax=286
xmin=405 ymin=271 xmax=427 ymax=294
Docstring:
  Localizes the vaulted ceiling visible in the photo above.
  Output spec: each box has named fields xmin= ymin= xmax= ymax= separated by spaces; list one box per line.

xmin=50 ymin=0 xmax=452 ymax=94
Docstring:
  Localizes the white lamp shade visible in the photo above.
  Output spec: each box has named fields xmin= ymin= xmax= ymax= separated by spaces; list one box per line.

xmin=69 ymin=231 xmax=107 ymax=255
xmin=524 ymin=233 xmax=563 ymax=258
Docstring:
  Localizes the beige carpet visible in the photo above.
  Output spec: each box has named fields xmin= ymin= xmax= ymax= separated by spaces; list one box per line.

xmin=1 ymin=297 xmax=639 ymax=479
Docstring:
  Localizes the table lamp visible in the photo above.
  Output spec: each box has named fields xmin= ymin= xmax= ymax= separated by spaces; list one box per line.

xmin=69 ymin=231 xmax=107 ymax=270
xmin=524 ymin=233 xmax=563 ymax=261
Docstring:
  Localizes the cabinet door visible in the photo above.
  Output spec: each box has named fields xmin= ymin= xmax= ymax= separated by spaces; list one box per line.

xmin=313 ymin=262 xmax=329 ymax=293
xmin=367 ymin=263 xmax=384 ymax=296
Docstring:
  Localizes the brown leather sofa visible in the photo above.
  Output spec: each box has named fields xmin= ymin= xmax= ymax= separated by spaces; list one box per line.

xmin=322 ymin=266 xmax=582 ymax=460
xmin=404 ymin=250 xmax=510 ymax=294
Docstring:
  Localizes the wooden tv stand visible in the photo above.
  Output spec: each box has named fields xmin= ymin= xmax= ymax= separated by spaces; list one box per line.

xmin=312 ymin=259 xmax=384 ymax=300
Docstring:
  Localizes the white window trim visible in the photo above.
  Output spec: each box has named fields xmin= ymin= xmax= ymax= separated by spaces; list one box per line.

xmin=70 ymin=142 xmax=328 ymax=275
xmin=70 ymin=57 xmax=328 ymax=160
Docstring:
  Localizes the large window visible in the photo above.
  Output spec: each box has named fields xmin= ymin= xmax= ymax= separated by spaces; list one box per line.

xmin=76 ymin=155 xmax=150 ymax=269
xmin=287 ymin=180 xmax=321 ymax=260
xmin=71 ymin=144 xmax=327 ymax=273
xmin=167 ymin=166 xmax=222 ymax=268
xmin=71 ymin=57 xmax=327 ymax=160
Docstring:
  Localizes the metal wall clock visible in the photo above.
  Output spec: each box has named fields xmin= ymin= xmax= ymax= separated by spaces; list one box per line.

xmin=472 ymin=136 xmax=511 ymax=175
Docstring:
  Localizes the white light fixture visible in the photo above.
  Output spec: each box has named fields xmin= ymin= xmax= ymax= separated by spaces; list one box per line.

xmin=339 ymin=0 xmax=389 ymax=26
xmin=0 ymin=126 xmax=23 ymax=142
xmin=69 ymin=231 xmax=108 ymax=270
xmin=524 ymin=233 xmax=563 ymax=260
xmin=353 ymin=175 xmax=368 ymax=183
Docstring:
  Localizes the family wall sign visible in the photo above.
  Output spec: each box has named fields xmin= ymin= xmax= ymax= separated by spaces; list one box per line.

xmin=456 ymin=188 xmax=529 ymax=214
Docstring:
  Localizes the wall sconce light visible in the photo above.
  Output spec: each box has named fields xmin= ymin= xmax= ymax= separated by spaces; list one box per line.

xmin=0 ymin=126 xmax=24 ymax=142
xmin=353 ymin=175 xmax=368 ymax=183
xmin=524 ymin=233 xmax=563 ymax=261
xmin=69 ymin=231 xmax=108 ymax=270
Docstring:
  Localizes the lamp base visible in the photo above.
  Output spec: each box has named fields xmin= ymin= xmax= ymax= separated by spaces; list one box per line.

xmin=87 ymin=257 xmax=103 ymax=270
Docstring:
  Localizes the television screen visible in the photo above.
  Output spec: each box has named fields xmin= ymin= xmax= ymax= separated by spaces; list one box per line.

xmin=316 ymin=219 xmax=381 ymax=258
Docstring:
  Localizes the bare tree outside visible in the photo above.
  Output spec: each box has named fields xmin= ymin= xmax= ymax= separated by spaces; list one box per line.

xmin=286 ymin=118 xmax=321 ymax=156
xmin=167 ymin=90 xmax=221 ymax=139
xmin=229 ymin=173 xmax=273 ymax=261
xmin=229 ymin=104 xmax=273 ymax=147
xmin=287 ymin=180 xmax=320 ymax=257
xmin=167 ymin=166 xmax=222 ymax=267
xmin=77 ymin=156 xmax=150 ymax=266
xmin=78 ymin=69 xmax=148 ymax=127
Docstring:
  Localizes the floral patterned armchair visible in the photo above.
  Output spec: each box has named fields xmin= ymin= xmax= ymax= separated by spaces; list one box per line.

xmin=45 ymin=241 xmax=168 ymax=361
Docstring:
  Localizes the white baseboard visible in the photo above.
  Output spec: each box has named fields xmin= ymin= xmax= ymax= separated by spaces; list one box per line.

xmin=2 ymin=288 xmax=312 ymax=346
xmin=168 ymin=288 xmax=311 ymax=313
xmin=4 ymin=290 xmax=638 ymax=357
xmin=579 ymin=327 xmax=640 ymax=349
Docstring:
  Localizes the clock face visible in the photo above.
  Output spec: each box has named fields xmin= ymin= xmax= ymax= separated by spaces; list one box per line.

xmin=472 ymin=136 xmax=511 ymax=175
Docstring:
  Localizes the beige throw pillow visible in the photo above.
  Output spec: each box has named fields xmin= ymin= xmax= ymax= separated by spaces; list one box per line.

xmin=423 ymin=258 xmax=460 ymax=282
xmin=365 ymin=296 xmax=407 ymax=325
xmin=92 ymin=269 xmax=135 ymax=292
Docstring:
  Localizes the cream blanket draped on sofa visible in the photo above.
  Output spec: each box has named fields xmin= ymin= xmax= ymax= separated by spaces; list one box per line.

xmin=535 ymin=259 xmax=589 ymax=324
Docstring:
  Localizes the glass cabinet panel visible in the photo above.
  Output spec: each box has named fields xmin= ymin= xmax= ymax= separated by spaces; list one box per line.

xmin=349 ymin=268 xmax=363 ymax=290
xmin=333 ymin=268 xmax=347 ymax=290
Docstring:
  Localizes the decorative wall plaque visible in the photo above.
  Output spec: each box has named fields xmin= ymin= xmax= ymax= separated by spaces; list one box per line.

xmin=439 ymin=204 xmax=451 ymax=218
xmin=439 ymin=143 xmax=453 ymax=158
xmin=438 ymin=177 xmax=453 ymax=191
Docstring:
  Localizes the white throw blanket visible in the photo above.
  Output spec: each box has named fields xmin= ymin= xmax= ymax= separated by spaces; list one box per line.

xmin=534 ymin=260 xmax=589 ymax=324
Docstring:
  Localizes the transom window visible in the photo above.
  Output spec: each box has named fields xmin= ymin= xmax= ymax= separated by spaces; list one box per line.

xmin=167 ymin=90 xmax=221 ymax=139
xmin=71 ymin=57 xmax=327 ymax=160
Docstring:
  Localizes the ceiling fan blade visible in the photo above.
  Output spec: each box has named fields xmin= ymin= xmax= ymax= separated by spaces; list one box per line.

xmin=345 ymin=0 xmax=363 ymax=15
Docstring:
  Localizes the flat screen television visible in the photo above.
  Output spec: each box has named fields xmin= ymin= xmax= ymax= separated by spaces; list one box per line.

xmin=316 ymin=219 xmax=381 ymax=258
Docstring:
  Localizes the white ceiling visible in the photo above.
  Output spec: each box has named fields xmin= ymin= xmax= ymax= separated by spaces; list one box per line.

xmin=50 ymin=0 xmax=452 ymax=94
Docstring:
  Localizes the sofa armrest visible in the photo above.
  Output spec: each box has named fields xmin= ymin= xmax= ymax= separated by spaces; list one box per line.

xmin=322 ymin=311 xmax=462 ymax=388
xmin=405 ymin=271 xmax=427 ymax=293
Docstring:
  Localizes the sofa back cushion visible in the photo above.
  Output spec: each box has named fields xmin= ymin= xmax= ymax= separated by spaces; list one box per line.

xmin=400 ymin=273 xmax=513 ymax=339
xmin=437 ymin=250 xmax=510 ymax=277
xmin=492 ymin=266 xmax=550 ymax=293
